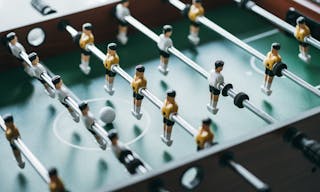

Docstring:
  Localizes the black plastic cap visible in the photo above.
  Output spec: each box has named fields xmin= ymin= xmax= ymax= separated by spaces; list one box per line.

xmin=221 ymin=83 xmax=233 ymax=97
xmin=119 ymin=149 xmax=133 ymax=164
xmin=272 ymin=62 xmax=287 ymax=77
xmin=234 ymin=92 xmax=249 ymax=108
xmin=219 ymin=152 xmax=233 ymax=167
xmin=57 ymin=20 xmax=69 ymax=31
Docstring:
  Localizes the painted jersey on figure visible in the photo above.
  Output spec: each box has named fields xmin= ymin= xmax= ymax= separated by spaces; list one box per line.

xmin=8 ymin=42 xmax=26 ymax=59
xmin=79 ymin=33 xmax=94 ymax=49
xmin=49 ymin=178 xmax=66 ymax=192
xmin=162 ymin=100 xmax=178 ymax=119
xmin=208 ymin=70 xmax=224 ymax=89
xmin=5 ymin=126 xmax=20 ymax=143
xmin=131 ymin=76 xmax=147 ymax=93
xmin=264 ymin=52 xmax=281 ymax=70
xmin=33 ymin=63 xmax=47 ymax=79
xmin=111 ymin=142 xmax=128 ymax=159
xmin=82 ymin=112 xmax=95 ymax=131
xmin=188 ymin=4 xmax=204 ymax=22
xmin=157 ymin=34 xmax=173 ymax=53
xmin=104 ymin=53 xmax=120 ymax=70
xmin=56 ymin=87 xmax=70 ymax=103
xmin=195 ymin=127 xmax=214 ymax=149
xmin=116 ymin=3 xmax=130 ymax=21
xmin=295 ymin=24 xmax=311 ymax=42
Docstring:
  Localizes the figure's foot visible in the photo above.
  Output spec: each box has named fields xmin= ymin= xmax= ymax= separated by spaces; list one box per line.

xmin=206 ymin=104 xmax=219 ymax=114
xmin=79 ymin=64 xmax=91 ymax=75
xmin=188 ymin=34 xmax=200 ymax=46
xmin=70 ymin=111 xmax=80 ymax=123
xmin=158 ymin=65 xmax=169 ymax=76
xmin=117 ymin=34 xmax=128 ymax=45
xmin=97 ymin=138 xmax=107 ymax=150
xmin=160 ymin=135 xmax=173 ymax=146
xmin=261 ymin=85 xmax=272 ymax=96
xmin=104 ymin=85 xmax=115 ymax=96
xmin=18 ymin=160 xmax=25 ymax=169
xmin=131 ymin=109 xmax=143 ymax=120
xmin=298 ymin=53 xmax=311 ymax=63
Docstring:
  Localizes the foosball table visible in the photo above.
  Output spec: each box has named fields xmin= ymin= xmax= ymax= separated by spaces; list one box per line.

xmin=0 ymin=0 xmax=319 ymax=191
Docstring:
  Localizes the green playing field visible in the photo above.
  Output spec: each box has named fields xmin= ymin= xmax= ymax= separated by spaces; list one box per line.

xmin=0 ymin=4 xmax=319 ymax=192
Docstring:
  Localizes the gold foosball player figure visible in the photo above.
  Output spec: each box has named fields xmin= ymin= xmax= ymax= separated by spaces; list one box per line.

xmin=6 ymin=32 xmax=34 ymax=76
xmin=157 ymin=25 xmax=173 ymax=75
xmin=131 ymin=65 xmax=147 ymax=120
xmin=195 ymin=118 xmax=215 ymax=151
xmin=28 ymin=52 xmax=55 ymax=98
xmin=294 ymin=17 xmax=311 ymax=63
xmin=115 ymin=0 xmax=130 ymax=45
xmin=104 ymin=43 xmax=120 ymax=95
xmin=79 ymin=23 xmax=94 ymax=75
xmin=207 ymin=60 xmax=224 ymax=114
xmin=161 ymin=90 xmax=178 ymax=146
xmin=49 ymin=168 xmax=67 ymax=192
xmin=261 ymin=43 xmax=281 ymax=96
xmin=188 ymin=0 xmax=204 ymax=45
xmin=52 ymin=75 xmax=80 ymax=122
xmin=3 ymin=114 xmax=25 ymax=168
xmin=78 ymin=102 xmax=107 ymax=150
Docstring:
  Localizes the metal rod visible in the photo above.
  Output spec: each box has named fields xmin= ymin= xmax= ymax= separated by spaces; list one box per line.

xmin=64 ymin=23 xmax=199 ymax=139
xmin=124 ymin=16 xmax=160 ymax=42
xmin=91 ymin=123 xmax=111 ymax=146
xmin=64 ymin=97 xmax=81 ymax=116
xmin=219 ymin=84 xmax=276 ymax=124
xmin=228 ymin=160 xmax=270 ymax=191
xmin=65 ymin=25 xmax=78 ymax=37
xmin=39 ymin=73 xmax=55 ymax=90
xmin=239 ymin=0 xmax=320 ymax=50
xmin=19 ymin=51 xmax=33 ymax=68
xmin=169 ymin=0 xmax=320 ymax=97
xmin=168 ymin=47 xmax=209 ymax=79
xmin=281 ymin=69 xmax=320 ymax=97
xmin=171 ymin=115 xmax=198 ymax=136
xmin=125 ymin=15 xmax=209 ymax=79
xmin=0 ymin=117 xmax=50 ymax=184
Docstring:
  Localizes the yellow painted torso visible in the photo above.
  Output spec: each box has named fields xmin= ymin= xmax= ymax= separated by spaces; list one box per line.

xmin=5 ymin=126 xmax=20 ymax=142
xmin=49 ymin=178 xmax=65 ymax=192
xmin=162 ymin=99 xmax=178 ymax=119
xmin=79 ymin=33 xmax=94 ymax=49
xmin=188 ymin=4 xmax=204 ymax=22
xmin=295 ymin=24 xmax=310 ymax=42
xmin=195 ymin=128 xmax=214 ymax=149
xmin=264 ymin=52 xmax=281 ymax=70
xmin=131 ymin=76 xmax=147 ymax=93
xmin=104 ymin=53 xmax=120 ymax=70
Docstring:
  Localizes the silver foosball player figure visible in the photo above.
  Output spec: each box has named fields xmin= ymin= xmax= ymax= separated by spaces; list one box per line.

xmin=28 ymin=52 xmax=55 ymax=98
xmin=6 ymin=32 xmax=34 ymax=76
xmin=52 ymin=75 xmax=80 ymax=123
xmin=115 ymin=0 xmax=130 ymax=45
xmin=157 ymin=25 xmax=173 ymax=75
xmin=78 ymin=102 xmax=107 ymax=150
xmin=207 ymin=60 xmax=224 ymax=114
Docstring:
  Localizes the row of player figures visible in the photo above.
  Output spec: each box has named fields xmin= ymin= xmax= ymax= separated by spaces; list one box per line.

xmin=1 ymin=2 xmax=318 ymax=191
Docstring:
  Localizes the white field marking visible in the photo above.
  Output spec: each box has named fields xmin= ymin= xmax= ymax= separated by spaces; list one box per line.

xmin=53 ymin=97 xmax=151 ymax=151
xmin=243 ymin=29 xmax=279 ymax=43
